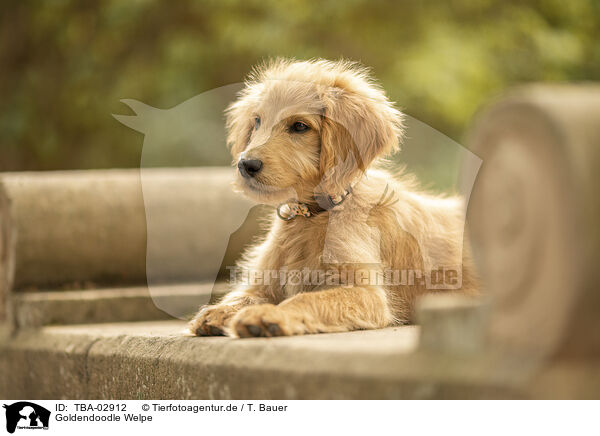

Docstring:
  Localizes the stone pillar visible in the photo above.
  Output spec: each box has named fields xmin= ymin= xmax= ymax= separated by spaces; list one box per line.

xmin=466 ymin=85 xmax=600 ymax=361
xmin=0 ymin=183 xmax=15 ymax=336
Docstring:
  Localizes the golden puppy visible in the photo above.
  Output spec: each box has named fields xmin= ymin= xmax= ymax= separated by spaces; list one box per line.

xmin=189 ymin=58 xmax=479 ymax=338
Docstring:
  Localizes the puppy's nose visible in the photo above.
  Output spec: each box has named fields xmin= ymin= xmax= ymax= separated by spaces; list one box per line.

xmin=238 ymin=159 xmax=263 ymax=178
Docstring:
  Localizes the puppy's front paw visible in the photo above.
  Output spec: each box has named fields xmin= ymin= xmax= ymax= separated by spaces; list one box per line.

xmin=188 ymin=304 xmax=239 ymax=336
xmin=230 ymin=304 xmax=308 ymax=338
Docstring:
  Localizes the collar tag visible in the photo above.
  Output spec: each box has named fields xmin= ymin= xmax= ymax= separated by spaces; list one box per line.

xmin=276 ymin=186 xmax=353 ymax=221
xmin=276 ymin=202 xmax=312 ymax=221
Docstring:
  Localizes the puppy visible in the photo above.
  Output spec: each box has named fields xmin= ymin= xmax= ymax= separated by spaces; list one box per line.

xmin=189 ymin=58 xmax=479 ymax=338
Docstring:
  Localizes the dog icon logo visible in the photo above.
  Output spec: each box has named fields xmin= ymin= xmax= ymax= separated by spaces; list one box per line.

xmin=3 ymin=402 xmax=50 ymax=434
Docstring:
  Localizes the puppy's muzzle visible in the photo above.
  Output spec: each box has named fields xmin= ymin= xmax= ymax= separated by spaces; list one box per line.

xmin=238 ymin=158 xmax=263 ymax=178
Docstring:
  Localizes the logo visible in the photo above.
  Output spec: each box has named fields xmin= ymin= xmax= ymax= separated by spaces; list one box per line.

xmin=3 ymin=402 xmax=50 ymax=434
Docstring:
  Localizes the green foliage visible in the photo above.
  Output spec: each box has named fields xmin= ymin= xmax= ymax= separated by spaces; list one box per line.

xmin=1 ymin=0 xmax=598 ymax=189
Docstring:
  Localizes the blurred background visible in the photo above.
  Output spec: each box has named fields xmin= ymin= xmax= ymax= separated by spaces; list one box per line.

xmin=1 ymin=0 xmax=599 ymax=191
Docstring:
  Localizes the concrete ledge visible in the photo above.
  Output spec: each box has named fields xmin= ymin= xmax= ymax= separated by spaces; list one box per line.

xmin=13 ymin=283 xmax=227 ymax=327
xmin=0 ymin=321 xmax=526 ymax=399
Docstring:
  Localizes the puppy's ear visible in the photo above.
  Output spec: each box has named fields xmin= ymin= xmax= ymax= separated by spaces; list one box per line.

xmin=225 ymin=98 xmax=254 ymax=157
xmin=319 ymin=86 xmax=404 ymax=193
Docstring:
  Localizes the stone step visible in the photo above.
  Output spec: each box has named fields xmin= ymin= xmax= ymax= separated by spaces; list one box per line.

xmin=13 ymin=282 xmax=227 ymax=328
xmin=0 ymin=320 xmax=526 ymax=399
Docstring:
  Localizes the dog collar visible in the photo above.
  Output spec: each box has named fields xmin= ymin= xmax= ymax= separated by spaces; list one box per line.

xmin=276 ymin=187 xmax=353 ymax=221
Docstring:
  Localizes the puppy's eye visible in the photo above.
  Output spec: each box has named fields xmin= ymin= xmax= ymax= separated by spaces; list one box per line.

xmin=254 ymin=117 xmax=261 ymax=130
xmin=290 ymin=121 xmax=309 ymax=133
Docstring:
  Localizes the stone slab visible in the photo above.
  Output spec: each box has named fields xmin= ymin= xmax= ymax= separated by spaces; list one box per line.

xmin=12 ymin=282 xmax=227 ymax=328
xmin=0 ymin=320 xmax=526 ymax=399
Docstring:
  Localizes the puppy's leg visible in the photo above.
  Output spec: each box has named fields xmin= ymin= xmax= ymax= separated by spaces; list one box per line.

xmin=230 ymin=286 xmax=393 ymax=338
xmin=189 ymin=288 xmax=269 ymax=336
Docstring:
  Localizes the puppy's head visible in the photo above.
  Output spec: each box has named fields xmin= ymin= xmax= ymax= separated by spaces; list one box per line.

xmin=226 ymin=59 xmax=404 ymax=204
